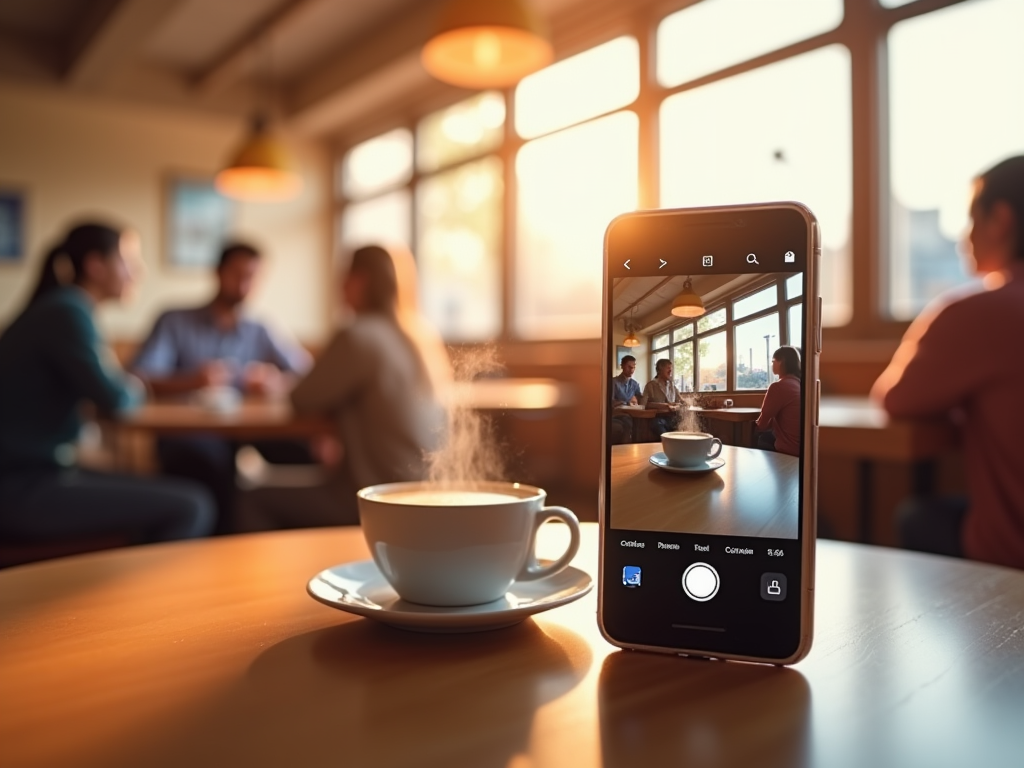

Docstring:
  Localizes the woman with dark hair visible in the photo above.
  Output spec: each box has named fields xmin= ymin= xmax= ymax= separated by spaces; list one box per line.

xmin=0 ymin=223 xmax=215 ymax=546
xmin=755 ymin=345 xmax=802 ymax=457
xmin=873 ymin=156 xmax=1024 ymax=568
xmin=239 ymin=244 xmax=452 ymax=529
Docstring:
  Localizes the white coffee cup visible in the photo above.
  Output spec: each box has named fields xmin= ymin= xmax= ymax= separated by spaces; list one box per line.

xmin=661 ymin=431 xmax=723 ymax=468
xmin=196 ymin=385 xmax=241 ymax=414
xmin=357 ymin=481 xmax=581 ymax=607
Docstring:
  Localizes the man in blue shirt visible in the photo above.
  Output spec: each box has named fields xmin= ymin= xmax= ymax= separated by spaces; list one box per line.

xmin=133 ymin=242 xmax=310 ymax=395
xmin=132 ymin=242 xmax=312 ymax=533
xmin=611 ymin=354 xmax=641 ymax=444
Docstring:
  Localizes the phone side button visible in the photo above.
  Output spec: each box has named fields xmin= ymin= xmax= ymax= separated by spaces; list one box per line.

xmin=815 ymin=380 xmax=820 ymax=426
xmin=816 ymin=297 xmax=823 ymax=353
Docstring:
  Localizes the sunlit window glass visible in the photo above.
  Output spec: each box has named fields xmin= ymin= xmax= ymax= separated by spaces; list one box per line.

xmin=736 ymin=313 xmax=780 ymax=390
xmin=416 ymin=157 xmax=503 ymax=342
xmin=657 ymin=0 xmax=842 ymax=88
xmin=653 ymin=331 xmax=670 ymax=348
xmin=417 ymin=92 xmax=505 ymax=174
xmin=516 ymin=37 xmax=639 ymax=140
xmin=673 ymin=324 xmax=693 ymax=343
xmin=698 ymin=331 xmax=726 ymax=391
xmin=697 ymin=308 xmax=726 ymax=334
xmin=788 ymin=304 xmax=803 ymax=348
xmin=887 ymin=0 xmax=1024 ymax=319
xmin=515 ymin=111 xmax=638 ymax=339
xmin=673 ymin=342 xmax=695 ymax=393
xmin=661 ymin=45 xmax=852 ymax=326
xmin=338 ymin=190 xmax=411 ymax=253
xmin=786 ymin=274 xmax=803 ymax=300
xmin=341 ymin=128 xmax=413 ymax=199
xmin=733 ymin=284 xmax=777 ymax=320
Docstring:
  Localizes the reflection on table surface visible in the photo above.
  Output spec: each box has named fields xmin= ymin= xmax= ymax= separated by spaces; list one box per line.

xmin=610 ymin=443 xmax=799 ymax=539
xmin=2 ymin=525 xmax=1023 ymax=768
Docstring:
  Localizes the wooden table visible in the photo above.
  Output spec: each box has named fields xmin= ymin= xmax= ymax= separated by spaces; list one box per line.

xmin=2 ymin=524 xmax=1022 ymax=768
xmin=611 ymin=443 xmax=799 ymax=539
xmin=691 ymin=406 xmax=762 ymax=446
xmin=819 ymin=396 xmax=958 ymax=543
xmin=112 ymin=400 xmax=333 ymax=440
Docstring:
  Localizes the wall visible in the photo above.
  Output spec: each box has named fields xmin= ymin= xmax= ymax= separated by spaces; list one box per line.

xmin=0 ymin=83 xmax=331 ymax=344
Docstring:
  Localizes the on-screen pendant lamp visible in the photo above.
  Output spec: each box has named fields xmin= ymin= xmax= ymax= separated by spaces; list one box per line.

xmin=623 ymin=324 xmax=641 ymax=347
xmin=671 ymin=277 xmax=706 ymax=318
xmin=422 ymin=0 xmax=554 ymax=89
xmin=215 ymin=115 xmax=302 ymax=202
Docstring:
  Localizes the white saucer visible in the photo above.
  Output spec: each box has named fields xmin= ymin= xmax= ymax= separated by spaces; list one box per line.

xmin=649 ymin=452 xmax=726 ymax=474
xmin=307 ymin=560 xmax=593 ymax=633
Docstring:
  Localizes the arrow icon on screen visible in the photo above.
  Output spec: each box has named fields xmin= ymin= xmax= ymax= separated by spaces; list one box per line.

xmin=659 ymin=259 xmax=667 ymax=269
xmin=624 ymin=260 xmax=631 ymax=270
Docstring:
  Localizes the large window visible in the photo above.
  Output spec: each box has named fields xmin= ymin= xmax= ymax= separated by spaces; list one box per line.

xmin=887 ymin=0 xmax=1024 ymax=318
xmin=334 ymin=0 xmax=1020 ymax=343
xmin=650 ymin=276 xmax=802 ymax=393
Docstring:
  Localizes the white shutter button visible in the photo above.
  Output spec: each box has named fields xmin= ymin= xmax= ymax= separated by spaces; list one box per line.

xmin=682 ymin=562 xmax=720 ymax=602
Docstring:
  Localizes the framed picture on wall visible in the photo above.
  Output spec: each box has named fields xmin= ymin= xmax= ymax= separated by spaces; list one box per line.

xmin=164 ymin=175 xmax=235 ymax=268
xmin=0 ymin=188 xmax=26 ymax=262
xmin=616 ymin=346 xmax=633 ymax=366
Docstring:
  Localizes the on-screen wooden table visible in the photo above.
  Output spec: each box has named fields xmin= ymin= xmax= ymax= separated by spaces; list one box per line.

xmin=2 ymin=525 xmax=1023 ymax=768
xmin=611 ymin=443 xmax=799 ymax=539
xmin=109 ymin=400 xmax=333 ymax=440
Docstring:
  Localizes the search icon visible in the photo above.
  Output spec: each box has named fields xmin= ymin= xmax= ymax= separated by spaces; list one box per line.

xmin=746 ymin=253 xmax=759 ymax=265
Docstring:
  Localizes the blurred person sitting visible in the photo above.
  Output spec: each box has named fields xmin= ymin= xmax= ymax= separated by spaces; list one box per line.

xmin=755 ymin=346 xmax=802 ymax=457
xmin=0 ymin=223 xmax=214 ymax=546
xmin=872 ymin=156 xmax=1024 ymax=569
xmin=238 ymin=244 xmax=452 ymax=530
xmin=641 ymin=359 xmax=685 ymax=439
xmin=131 ymin=241 xmax=312 ymax=533
xmin=611 ymin=355 xmax=640 ymax=444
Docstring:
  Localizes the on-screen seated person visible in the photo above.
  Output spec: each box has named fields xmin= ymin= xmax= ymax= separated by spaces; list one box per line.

xmin=641 ymin=359 xmax=685 ymax=439
xmin=755 ymin=346 xmax=802 ymax=457
xmin=238 ymin=244 xmax=452 ymax=529
xmin=0 ymin=223 xmax=214 ymax=546
xmin=130 ymin=241 xmax=312 ymax=533
xmin=871 ymin=156 xmax=1024 ymax=569
xmin=611 ymin=354 xmax=641 ymax=444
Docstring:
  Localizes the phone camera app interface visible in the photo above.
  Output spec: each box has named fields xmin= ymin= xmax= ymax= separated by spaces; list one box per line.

xmin=605 ymin=247 xmax=808 ymax=658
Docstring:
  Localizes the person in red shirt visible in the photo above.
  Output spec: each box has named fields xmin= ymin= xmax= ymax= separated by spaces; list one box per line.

xmin=755 ymin=346 xmax=802 ymax=457
xmin=872 ymin=156 xmax=1024 ymax=568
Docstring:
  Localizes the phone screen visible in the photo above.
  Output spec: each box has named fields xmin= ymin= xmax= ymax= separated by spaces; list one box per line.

xmin=600 ymin=206 xmax=817 ymax=662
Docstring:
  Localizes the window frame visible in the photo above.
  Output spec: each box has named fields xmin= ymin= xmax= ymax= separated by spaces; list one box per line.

xmin=649 ymin=274 xmax=802 ymax=393
xmin=332 ymin=0 xmax=975 ymax=345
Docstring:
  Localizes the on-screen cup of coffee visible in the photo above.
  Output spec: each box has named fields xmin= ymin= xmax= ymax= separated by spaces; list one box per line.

xmin=661 ymin=431 xmax=723 ymax=468
xmin=356 ymin=481 xmax=581 ymax=607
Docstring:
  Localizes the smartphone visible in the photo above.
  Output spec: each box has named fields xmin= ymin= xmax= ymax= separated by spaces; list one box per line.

xmin=598 ymin=203 xmax=819 ymax=665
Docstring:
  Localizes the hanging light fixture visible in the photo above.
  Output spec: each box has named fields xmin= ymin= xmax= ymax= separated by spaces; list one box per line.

xmin=215 ymin=115 xmax=302 ymax=202
xmin=623 ymin=324 xmax=640 ymax=347
xmin=671 ymin=277 xmax=706 ymax=318
xmin=422 ymin=0 xmax=553 ymax=89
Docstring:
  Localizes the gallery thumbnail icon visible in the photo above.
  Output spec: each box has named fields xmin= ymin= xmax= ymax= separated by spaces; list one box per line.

xmin=622 ymin=566 xmax=642 ymax=587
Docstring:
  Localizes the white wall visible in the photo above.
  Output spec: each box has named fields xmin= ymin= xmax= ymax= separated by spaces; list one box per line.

xmin=0 ymin=82 xmax=331 ymax=344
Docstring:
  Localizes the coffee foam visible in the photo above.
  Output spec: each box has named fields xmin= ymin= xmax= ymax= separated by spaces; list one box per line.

xmin=380 ymin=490 xmax=520 ymax=506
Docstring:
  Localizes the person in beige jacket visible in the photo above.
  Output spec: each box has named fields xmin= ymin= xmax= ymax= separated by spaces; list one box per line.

xmin=239 ymin=245 xmax=451 ymax=528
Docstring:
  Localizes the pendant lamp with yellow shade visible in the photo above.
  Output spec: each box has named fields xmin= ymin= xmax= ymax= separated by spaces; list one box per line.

xmin=422 ymin=0 xmax=553 ymax=89
xmin=671 ymin=277 xmax=706 ymax=318
xmin=215 ymin=115 xmax=303 ymax=202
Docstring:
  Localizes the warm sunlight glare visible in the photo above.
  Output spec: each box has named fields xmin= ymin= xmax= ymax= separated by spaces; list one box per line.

xmin=342 ymin=128 xmax=413 ymax=199
xmin=515 ymin=112 xmax=638 ymax=339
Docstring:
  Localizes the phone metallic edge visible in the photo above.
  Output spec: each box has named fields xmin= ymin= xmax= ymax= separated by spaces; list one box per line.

xmin=596 ymin=202 xmax=820 ymax=665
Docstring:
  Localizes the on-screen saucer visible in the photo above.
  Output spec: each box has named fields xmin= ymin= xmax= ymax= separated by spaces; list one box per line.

xmin=307 ymin=559 xmax=592 ymax=633
xmin=649 ymin=452 xmax=726 ymax=474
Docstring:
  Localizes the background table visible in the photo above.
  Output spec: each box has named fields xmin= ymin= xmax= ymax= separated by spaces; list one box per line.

xmin=610 ymin=443 xmax=799 ymax=538
xmin=819 ymin=396 xmax=958 ymax=542
xmin=5 ymin=524 xmax=1021 ymax=768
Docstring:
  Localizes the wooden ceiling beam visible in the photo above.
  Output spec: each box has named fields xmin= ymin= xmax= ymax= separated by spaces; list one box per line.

xmin=64 ymin=0 xmax=181 ymax=88
xmin=191 ymin=0 xmax=317 ymax=97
